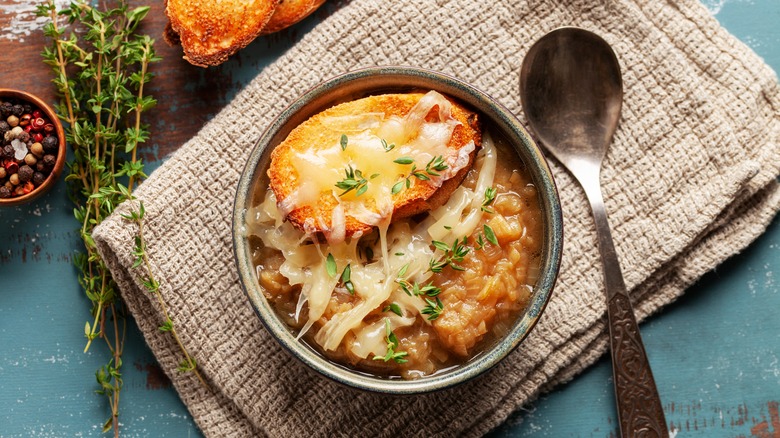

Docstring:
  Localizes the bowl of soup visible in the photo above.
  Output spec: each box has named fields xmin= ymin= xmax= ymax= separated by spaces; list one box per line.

xmin=232 ymin=66 xmax=563 ymax=393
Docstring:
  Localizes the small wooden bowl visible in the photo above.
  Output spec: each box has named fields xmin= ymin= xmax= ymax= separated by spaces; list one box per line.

xmin=0 ymin=88 xmax=66 ymax=207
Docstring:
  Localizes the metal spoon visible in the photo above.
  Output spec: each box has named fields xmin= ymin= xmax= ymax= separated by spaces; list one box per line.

xmin=520 ymin=27 xmax=669 ymax=438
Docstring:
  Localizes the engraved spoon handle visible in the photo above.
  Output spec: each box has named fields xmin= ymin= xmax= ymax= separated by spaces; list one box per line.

xmin=578 ymin=164 xmax=669 ymax=438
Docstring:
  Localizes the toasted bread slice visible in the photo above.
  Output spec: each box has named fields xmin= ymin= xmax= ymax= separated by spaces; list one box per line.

xmin=260 ymin=0 xmax=326 ymax=35
xmin=165 ymin=0 xmax=279 ymax=67
xmin=268 ymin=92 xmax=482 ymax=239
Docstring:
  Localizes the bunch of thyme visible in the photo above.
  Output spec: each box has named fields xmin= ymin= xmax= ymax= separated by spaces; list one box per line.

xmin=38 ymin=1 xmax=159 ymax=435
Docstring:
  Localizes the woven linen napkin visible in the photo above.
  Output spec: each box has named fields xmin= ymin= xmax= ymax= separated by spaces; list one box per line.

xmin=92 ymin=0 xmax=780 ymax=436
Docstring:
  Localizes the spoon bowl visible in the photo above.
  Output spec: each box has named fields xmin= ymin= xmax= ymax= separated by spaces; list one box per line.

xmin=520 ymin=28 xmax=669 ymax=438
xmin=520 ymin=27 xmax=622 ymax=168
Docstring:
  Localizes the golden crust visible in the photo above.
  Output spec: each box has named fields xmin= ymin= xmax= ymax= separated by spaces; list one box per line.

xmin=260 ymin=0 xmax=326 ymax=35
xmin=165 ymin=0 xmax=279 ymax=67
xmin=268 ymin=93 xmax=482 ymax=238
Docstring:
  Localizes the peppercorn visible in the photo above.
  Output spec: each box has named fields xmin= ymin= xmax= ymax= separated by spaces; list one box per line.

xmin=17 ymin=131 xmax=30 ymax=143
xmin=7 ymin=115 xmax=19 ymax=127
xmin=42 ymin=154 xmax=56 ymax=170
xmin=32 ymin=171 xmax=46 ymax=186
xmin=3 ymin=181 xmax=12 ymax=191
xmin=17 ymin=165 xmax=33 ymax=183
xmin=35 ymin=162 xmax=45 ymax=172
xmin=43 ymin=123 xmax=54 ymax=134
xmin=2 ymin=145 xmax=12 ymax=158
xmin=0 ymin=186 xmax=10 ymax=198
xmin=19 ymin=114 xmax=32 ymax=127
xmin=0 ymin=121 xmax=8 ymax=136
xmin=0 ymin=167 xmax=5 ymax=179
xmin=32 ymin=110 xmax=42 ymax=119
xmin=4 ymin=160 xmax=19 ymax=174
xmin=24 ymin=153 xmax=37 ymax=166
xmin=0 ymin=102 xmax=12 ymax=118
xmin=30 ymin=142 xmax=43 ymax=157
xmin=9 ymin=173 xmax=20 ymax=185
xmin=42 ymin=136 xmax=57 ymax=153
xmin=32 ymin=132 xmax=42 ymax=143
xmin=30 ymin=117 xmax=46 ymax=131
xmin=11 ymin=104 xmax=24 ymax=117
xmin=15 ymin=183 xmax=33 ymax=196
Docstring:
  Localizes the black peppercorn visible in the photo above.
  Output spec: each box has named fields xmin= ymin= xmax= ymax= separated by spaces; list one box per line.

xmin=11 ymin=104 xmax=24 ymax=117
xmin=22 ymin=104 xmax=32 ymax=114
xmin=42 ymin=154 xmax=56 ymax=170
xmin=18 ymin=165 xmax=33 ymax=183
xmin=42 ymin=135 xmax=58 ymax=154
xmin=32 ymin=171 xmax=46 ymax=186
xmin=2 ymin=144 xmax=13 ymax=158
xmin=17 ymin=131 xmax=30 ymax=143
xmin=36 ymin=162 xmax=45 ymax=172
xmin=0 ymin=120 xmax=9 ymax=136
xmin=0 ymin=102 xmax=12 ymax=118
xmin=0 ymin=186 xmax=10 ymax=199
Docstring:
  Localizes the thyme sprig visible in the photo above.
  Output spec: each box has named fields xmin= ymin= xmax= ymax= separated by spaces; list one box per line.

xmin=373 ymin=318 xmax=408 ymax=364
xmin=481 ymin=187 xmax=497 ymax=213
xmin=38 ymin=1 xmax=160 ymax=435
xmin=122 ymin=203 xmax=206 ymax=385
xmin=391 ymin=156 xmax=449 ymax=195
xmin=429 ymin=237 xmax=470 ymax=272
xmin=381 ymin=138 xmax=395 ymax=152
xmin=335 ymin=165 xmax=377 ymax=197
xmin=421 ymin=297 xmax=445 ymax=320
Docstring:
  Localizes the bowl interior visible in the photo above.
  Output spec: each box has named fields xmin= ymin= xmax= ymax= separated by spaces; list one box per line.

xmin=0 ymin=88 xmax=66 ymax=207
xmin=233 ymin=67 xmax=563 ymax=394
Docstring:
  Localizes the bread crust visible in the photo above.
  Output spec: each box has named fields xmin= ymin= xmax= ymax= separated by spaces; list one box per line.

xmin=260 ymin=0 xmax=327 ymax=35
xmin=165 ymin=0 xmax=279 ymax=67
xmin=268 ymin=93 xmax=482 ymax=238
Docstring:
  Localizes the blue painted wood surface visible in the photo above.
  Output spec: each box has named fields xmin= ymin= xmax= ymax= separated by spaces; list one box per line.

xmin=0 ymin=1 xmax=778 ymax=436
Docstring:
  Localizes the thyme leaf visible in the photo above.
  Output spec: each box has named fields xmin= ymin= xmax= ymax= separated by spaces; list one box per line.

xmin=483 ymin=224 xmax=499 ymax=246
xmin=383 ymin=303 xmax=403 ymax=317
xmin=326 ymin=253 xmax=337 ymax=278
xmin=381 ymin=138 xmax=395 ymax=152
xmin=340 ymin=134 xmax=348 ymax=151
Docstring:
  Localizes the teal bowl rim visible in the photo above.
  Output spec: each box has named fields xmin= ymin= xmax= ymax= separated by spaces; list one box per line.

xmin=232 ymin=66 xmax=563 ymax=394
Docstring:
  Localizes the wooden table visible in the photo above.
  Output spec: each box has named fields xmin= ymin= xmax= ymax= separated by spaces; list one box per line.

xmin=1 ymin=1 xmax=778 ymax=436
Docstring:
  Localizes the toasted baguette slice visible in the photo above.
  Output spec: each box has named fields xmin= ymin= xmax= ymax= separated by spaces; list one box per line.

xmin=260 ymin=0 xmax=326 ymax=35
xmin=165 ymin=0 xmax=279 ymax=67
xmin=268 ymin=92 xmax=482 ymax=239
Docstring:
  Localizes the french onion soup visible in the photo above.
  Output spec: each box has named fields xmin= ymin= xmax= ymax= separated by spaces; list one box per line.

xmin=246 ymin=91 xmax=543 ymax=378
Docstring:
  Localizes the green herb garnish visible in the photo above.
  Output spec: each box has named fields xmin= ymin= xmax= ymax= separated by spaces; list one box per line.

xmin=326 ymin=253 xmax=337 ymax=277
xmin=335 ymin=165 xmax=377 ymax=197
xmin=383 ymin=303 xmax=403 ymax=317
xmin=483 ymin=224 xmax=499 ymax=246
xmin=421 ymin=297 xmax=445 ymax=320
xmin=481 ymin=187 xmax=497 ymax=213
xmin=381 ymin=138 xmax=395 ymax=152
xmin=428 ymin=237 xmax=470 ymax=272
xmin=340 ymin=134 xmax=348 ymax=151
xmin=425 ymin=155 xmax=448 ymax=176
xmin=373 ymin=319 xmax=408 ymax=363
xmin=341 ymin=263 xmax=354 ymax=294
xmin=393 ymin=156 xmax=414 ymax=165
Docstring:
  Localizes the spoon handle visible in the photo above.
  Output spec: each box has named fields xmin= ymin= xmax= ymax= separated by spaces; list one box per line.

xmin=579 ymin=168 xmax=669 ymax=438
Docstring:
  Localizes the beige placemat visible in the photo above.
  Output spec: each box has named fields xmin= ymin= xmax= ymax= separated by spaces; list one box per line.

xmin=92 ymin=0 xmax=780 ymax=436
